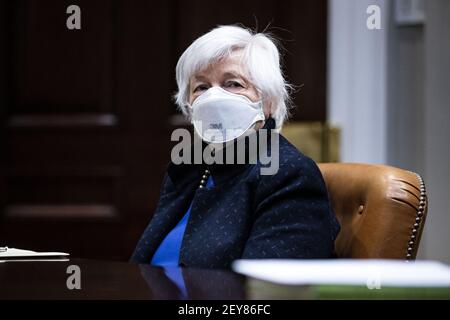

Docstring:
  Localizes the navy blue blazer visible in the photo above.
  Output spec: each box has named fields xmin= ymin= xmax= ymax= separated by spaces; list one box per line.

xmin=131 ymin=120 xmax=340 ymax=269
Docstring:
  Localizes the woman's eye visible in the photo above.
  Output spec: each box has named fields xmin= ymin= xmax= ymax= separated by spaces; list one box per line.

xmin=194 ymin=85 xmax=208 ymax=92
xmin=226 ymin=81 xmax=244 ymax=88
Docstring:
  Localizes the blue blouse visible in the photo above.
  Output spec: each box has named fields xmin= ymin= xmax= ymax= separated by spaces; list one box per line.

xmin=151 ymin=175 xmax=214 ymax=266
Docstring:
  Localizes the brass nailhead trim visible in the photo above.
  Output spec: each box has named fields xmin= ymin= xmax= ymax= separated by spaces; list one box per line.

xmin=406 ymin=173 xmax=426 ymax=261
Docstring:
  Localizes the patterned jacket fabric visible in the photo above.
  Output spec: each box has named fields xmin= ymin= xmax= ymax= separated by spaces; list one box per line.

xmin=131 ymin=120 xmax=340 ymax=269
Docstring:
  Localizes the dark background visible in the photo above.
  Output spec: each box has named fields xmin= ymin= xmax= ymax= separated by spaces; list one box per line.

xmin=0 ymin=0 xmax=327 ymax=260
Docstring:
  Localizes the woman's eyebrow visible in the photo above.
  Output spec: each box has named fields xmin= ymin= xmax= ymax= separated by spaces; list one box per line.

xmin=222 ymin=72 xmax=247 ymax=82
xmin=223 ymin=71 xmax=241 ymax=78
xmin=192 ymin=75 xmax=208 ymax=82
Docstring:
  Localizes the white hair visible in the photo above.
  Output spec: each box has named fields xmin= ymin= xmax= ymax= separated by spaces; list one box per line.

xmin=174 ymin=25 xmax=292 ymax=129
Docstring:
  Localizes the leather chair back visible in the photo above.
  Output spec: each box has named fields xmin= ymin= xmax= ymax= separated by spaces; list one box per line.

xmin=318 ymin=163 xmax=428 ymax=260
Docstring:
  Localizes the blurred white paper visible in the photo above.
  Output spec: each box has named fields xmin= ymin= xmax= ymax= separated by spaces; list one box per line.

xmin=232 ymin=259 xmax=450 ymax=287
xmin=0 ymin=247 xmax=69 ymax=258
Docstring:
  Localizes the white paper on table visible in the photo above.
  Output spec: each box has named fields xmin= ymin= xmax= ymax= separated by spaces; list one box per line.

xmin=0 ymin=247 xmax=69 ymax=258
xmin=232 ymin=259 xmax=450 ymax=287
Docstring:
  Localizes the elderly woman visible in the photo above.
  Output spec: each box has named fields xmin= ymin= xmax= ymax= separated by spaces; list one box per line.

xmin=131 ymin=25 xmax=340 ymax=269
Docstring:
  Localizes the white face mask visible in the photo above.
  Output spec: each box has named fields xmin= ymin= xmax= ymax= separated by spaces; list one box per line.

xmin=190 ymin=86 xmax=265 ymax=143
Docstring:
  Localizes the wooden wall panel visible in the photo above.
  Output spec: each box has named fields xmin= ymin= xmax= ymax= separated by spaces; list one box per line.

xmin=9 ymin=0 xmax=116 ymax=115
xmin=0 ymin=0 xmax=172 ymax=260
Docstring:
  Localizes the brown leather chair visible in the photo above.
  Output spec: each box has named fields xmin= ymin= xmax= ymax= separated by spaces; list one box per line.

xmin=318 ymin=163 xmax=428 ymax=260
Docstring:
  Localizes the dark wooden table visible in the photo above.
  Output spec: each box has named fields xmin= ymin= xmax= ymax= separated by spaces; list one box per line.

xmin=2 ymin=258 xmax=449 ymax=300
xmin=0 ymin=258 xmax=246 ymax=299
